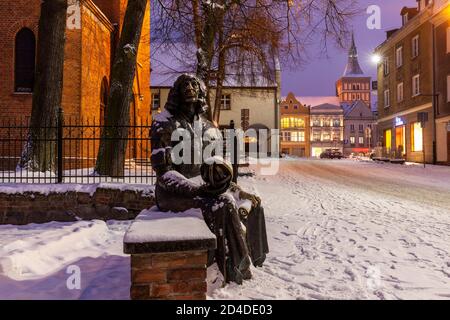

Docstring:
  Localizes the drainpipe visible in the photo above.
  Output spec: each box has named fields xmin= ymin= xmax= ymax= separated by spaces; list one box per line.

xmin=432 ymin=22 xmax=437 ymax=164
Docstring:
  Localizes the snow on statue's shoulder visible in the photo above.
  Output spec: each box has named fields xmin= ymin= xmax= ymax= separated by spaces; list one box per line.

xmin=124 ymin=206 xmax=215 ymax=244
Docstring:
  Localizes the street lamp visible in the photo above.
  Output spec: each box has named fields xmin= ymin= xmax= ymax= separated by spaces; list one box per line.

xmin=371 ymin=54 xmax=382 ymax=65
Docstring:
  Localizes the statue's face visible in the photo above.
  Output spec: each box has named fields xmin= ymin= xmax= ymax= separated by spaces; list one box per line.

xmin=181 ymin=79 xmax=200 ymax=104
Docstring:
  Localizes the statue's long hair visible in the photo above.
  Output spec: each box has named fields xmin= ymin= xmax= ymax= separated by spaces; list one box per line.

xmin=165 ymin=74 xmax=208 ymax=116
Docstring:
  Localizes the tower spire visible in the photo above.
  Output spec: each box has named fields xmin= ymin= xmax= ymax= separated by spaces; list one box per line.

xmin=349 ymin=32 xmax=357 ymax=57
xmin=343 ymin=32 xmax=364 ymax=76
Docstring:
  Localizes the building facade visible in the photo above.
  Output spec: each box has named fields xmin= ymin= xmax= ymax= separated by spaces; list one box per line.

xmin=310 ymin=103 xmax=344 ymax=157
xmin=151 ymin=80 xmax=280 ymax=155
xmin=342 ymin=100 xmax=378 ymax=156
xmin=335 ymin=32 xmax=377 ymax=156
xmin=280 ymin=93 xmax=310 ymax=157
xmin=0 ymin=0 xmax=151 ymax=121
xmin=432 ymin=0 xmax=450 ymax=164
xmin=151 ymin=85 xmax=279 ymax=131
xmin=374 ymin=1 xmax=435 ymax=163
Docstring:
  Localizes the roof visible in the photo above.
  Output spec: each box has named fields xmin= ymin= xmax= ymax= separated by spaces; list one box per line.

xmin=341 ymin=103 xmax=353 ymax=116
xmin=375 ymin=3 xmax=435 ymax=51
xmin=400 ymin=7 xmax=419 ymax=18
xmin=342 ymin=100 xmax=372 ymax=117
xmin=310 ymin=103 xmax=343 ymax=113
xmin=282 ymin=96 xmax=340 ymax=107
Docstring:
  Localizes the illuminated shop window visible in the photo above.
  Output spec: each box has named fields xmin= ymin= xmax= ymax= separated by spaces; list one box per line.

xmin=411 ymin=122 xmax=423 ymax=152
xmin=385 ymin=129 xmax=392 ymax=150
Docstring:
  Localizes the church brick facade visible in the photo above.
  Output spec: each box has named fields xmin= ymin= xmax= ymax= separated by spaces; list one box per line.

xmin=0 ymin=0 xmax=151 ymax=122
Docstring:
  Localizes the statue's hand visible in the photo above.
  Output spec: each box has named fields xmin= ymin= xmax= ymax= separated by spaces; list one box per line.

xmin=239 ymin=190 xmax=261 ymax=208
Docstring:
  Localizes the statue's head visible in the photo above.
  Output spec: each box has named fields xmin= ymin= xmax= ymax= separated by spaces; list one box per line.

xmin=165 ymin=74 xmax=208 ymax=117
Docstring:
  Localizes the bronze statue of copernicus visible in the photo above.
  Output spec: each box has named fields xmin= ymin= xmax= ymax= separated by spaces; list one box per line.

xmin=150 ymin=74 xmax=268 ymax=284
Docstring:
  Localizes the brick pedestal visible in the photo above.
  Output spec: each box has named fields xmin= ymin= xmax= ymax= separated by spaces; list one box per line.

xmin=124 ymin=208 xmax=217 ymax=300
xmin=130 ymin=251 xmax=208 ymax=300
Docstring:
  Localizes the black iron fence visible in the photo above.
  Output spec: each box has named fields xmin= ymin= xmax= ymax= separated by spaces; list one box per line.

xmin=0 ymin=110 xmax=154 ymax=184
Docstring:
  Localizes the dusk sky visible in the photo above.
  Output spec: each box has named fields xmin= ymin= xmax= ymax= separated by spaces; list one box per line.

xmin=283 ymin=0 xmax=417 ymax=97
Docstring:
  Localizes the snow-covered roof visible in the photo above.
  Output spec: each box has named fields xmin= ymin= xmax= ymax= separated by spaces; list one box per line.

xmin=310 ymin=103 xmax=343 ymax=113
xmin=283 ymin=96 xmax=340 ymax=108
xmin=342 ymin=100 xmax=374 ymax=117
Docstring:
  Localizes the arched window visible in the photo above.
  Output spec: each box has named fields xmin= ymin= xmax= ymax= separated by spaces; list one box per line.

xmin=100 ymin=77 xmax=108 ymax=126
xmin=15 ymin=28 xmax=36 ymax=93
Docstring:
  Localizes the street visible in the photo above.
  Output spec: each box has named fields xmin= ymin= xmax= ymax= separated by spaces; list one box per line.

xmin=1 ymin=158 xmax=450 ymax=300
xmin=209 ymin=158 xmax=450 ymax=299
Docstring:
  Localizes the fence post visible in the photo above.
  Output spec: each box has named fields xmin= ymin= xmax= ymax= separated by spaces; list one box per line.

xmin=230 ymin=120 xmax=238 ymax=183
xmin=57 ymin=107 xmax=64 ymax=183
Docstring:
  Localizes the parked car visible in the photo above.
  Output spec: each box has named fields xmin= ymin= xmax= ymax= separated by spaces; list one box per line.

xmin=320 ymin=148 xmax=343 ymax=159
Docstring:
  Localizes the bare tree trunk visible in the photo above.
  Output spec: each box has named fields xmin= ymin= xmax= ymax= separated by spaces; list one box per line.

xmin=213 ymin=19 xmax=226 ymax=124
xmin=19 ymin=0 xmax=68 ymax=172
xmin=95 ymin=0 xmax=148 ymax=177
xmin=196 ymin=2 xmax=218 ymax=122
xmin=191 ymin=0 xmax=202 ymax=48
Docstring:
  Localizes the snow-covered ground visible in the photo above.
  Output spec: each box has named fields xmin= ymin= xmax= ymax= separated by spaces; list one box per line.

xmin=0 ymin=220 xmax=131 ymax=299
xmin=1 ymin=158 xmax=450 ymax=299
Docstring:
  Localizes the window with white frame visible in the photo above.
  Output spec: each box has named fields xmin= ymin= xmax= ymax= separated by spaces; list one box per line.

xmin=402 ymin=13 xmax=408 ymax=26
xmin=312 ymin=118 xmax=320 ymax=126
xmin=412 ymin=74 xmax=420 ymax=97
xmin=152 ymin=93 xmax=160 ymax=110
xmin=298 ymin=131 xmax=305 ymax=142
xmin=397 ymin=82 xmax=404 ymax=102
xmin=412 ymin=35 xmax=419 ymax=58
xmin=291 ymin=131 xmax=305 ymax=142
xmin=332 ymin=131 xmax=340 ymax=141
xmin=220 ymin=94 xmax=231 ymax=110
xmin=384 ymin=89 xmax=390 ymax=108
xmin=359 ymin=136 xmax=364 ymax=145
xmin=313 ymin=131 xmax=321 ymax=141
xmin=396 ymin=46 xmax=403 ymax=67
xmin=350 ymin=136 xmax=355 ymax=145
xmin=282 ymin=131 xmax=291 ymax=141
xmin=383 ymin=57 xmax=390 ymax=76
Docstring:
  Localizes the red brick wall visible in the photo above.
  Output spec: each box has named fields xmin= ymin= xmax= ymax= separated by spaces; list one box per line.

xmin=92 ymin=0 xmax=123 ymax=25
xmin=0 ymin=1 xmax=40 ymax=116
xmin=63 ymin=28 xmax=83 ymax=117
xmin=0 ymin=186 xmax=155 ymax=225
xmin=80 ymin=4 xmax=112 ymax=121
xmin=130 ymin=251 xmax=208 ymax=300
xmin=0 ymin=1 xmax=83 ymax=117
xmin=0 ymin=0 xmax=150 ymax=120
